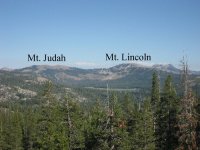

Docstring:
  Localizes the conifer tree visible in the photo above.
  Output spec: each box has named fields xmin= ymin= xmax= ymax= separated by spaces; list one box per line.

xmin=151 ymin=72 xmax=161 ymax=149
xmin=84 ymin=99 xmax=109 ymax=149
xmin=159 ymin=75 xmax=178 ymax=150
xmin=122 ymin=93 xmax=135 ymax=124
xmin=133 ymin=98 xmax=155 ymax=150
xmin=196 ymin=97 xmax=200 ymax=149
xmin=63 ymin=96 xmax=85 ymax=149
xmin=34 ymin=81 xmax=62 ymax=149
xmin=0 ymin=107 xmax=23 ymax=149
xmin=104 ymin=92 xmax=129 ymax=149
xmin=151 ymin=72 xmax=160 ymax=108
xmin=176 ymin=58 xmax=198 ymax=150
xmin=121 ymin=93 xmax=135 ymax=146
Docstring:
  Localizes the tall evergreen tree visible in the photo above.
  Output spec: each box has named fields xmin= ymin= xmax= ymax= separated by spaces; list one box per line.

xmin=63 ymin=96 xmax=85 ymax=149
xmin=133 ymin=98 xmax=155 ymax=150
xmin=151 ymin=72 xmax=160 ymax=109
xmin=151 ymin=72 xmax=161 ymax=149
xmin=33 ymin=81 xmax=64 ymax=149
xmin=159 ymin=75 xmax=178 ymax=150
xmin=104 ymin=92 xmax=129 ymax=149
xmin=84 ymin=99 xmax=109 ymax=149
xmin=196 ymin=97 xmax=200 ymax=149
xmin=176 ymin=58 xmax=198 ymax=150
xmin=121 ymin=93 xmax=135 ymax=148
xmin=0 ymin=107 xmax=23 ymax=150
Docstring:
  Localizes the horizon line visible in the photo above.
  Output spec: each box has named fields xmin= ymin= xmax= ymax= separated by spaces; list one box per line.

xmin=0 ymin=62 xmax=199 ymax=72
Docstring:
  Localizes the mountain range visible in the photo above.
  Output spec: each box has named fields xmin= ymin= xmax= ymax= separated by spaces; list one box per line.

xmin=1 ymin=63 xmax=200 ymax=88
xmin=1 ymin=63 xmax=200 ymax=102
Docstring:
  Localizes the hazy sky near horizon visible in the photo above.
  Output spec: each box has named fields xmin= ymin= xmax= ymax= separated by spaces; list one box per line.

xmin=0 ymin=0 xmax=200 ymax=70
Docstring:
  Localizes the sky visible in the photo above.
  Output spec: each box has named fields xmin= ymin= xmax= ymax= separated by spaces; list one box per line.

xmin=0 ymin=0 xmax=200 ymax=70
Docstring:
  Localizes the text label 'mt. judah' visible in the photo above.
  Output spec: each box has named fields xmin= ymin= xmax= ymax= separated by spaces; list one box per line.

xmin=28 ymin=54 xmax=66 ymax=62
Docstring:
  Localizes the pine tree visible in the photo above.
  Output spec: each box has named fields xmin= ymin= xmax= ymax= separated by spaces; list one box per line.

xmin=159 ymin=75 xmax=178 ymax=150
xmin=121 ymin=93 xmax=135 ymax=148
xmin=151 ymin=72 xmax=160 ymax=109
xmin=196 ymin=97 xmax=200 ymax=149
xmin=103 ymin=92 xmax=129 ymax=149
xmin=176 ymin=58 xmax=198 ymax=150
xmin=133 ymin=98 xmax=155 ymax=150
xmin=63 ymin=96 xmax=85 ymax=149
xmin=84 ymin=99 xmax=109 ymax=149
xmin=122 ymin=93 xmax=135 ymax=124
xmin=151 ymin=72 xmax=161 ymax=149
xmin=0 ymin=107 xmax=23 ymax=150
xmin=21 ymin=105 xmax=37 ymax=150
xmin=33 ymin=81 xmax=63 ymax=149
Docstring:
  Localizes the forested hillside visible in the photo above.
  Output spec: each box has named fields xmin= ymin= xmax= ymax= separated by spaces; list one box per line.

xmin=0 ymin=62 xmax=199 ymax=149
xmin=2 ymin=63 xmax=200 ymax=89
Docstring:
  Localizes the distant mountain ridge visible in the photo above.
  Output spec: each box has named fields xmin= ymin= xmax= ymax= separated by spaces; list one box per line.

xmin=1 ymin=63 xmax=200 ymax=102
xmin=1 ymin=63 xmax=200 ymax=74
xmin=1 ymin=63 xmax=200 ymax=89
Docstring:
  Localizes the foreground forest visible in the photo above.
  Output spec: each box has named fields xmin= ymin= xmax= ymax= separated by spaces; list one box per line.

xmin=0 ymin=62 xmax=200 ymax=150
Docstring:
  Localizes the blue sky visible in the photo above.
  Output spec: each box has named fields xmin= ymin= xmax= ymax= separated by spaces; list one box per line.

xmin=0 ymin=0 xmax=200 ymax=70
